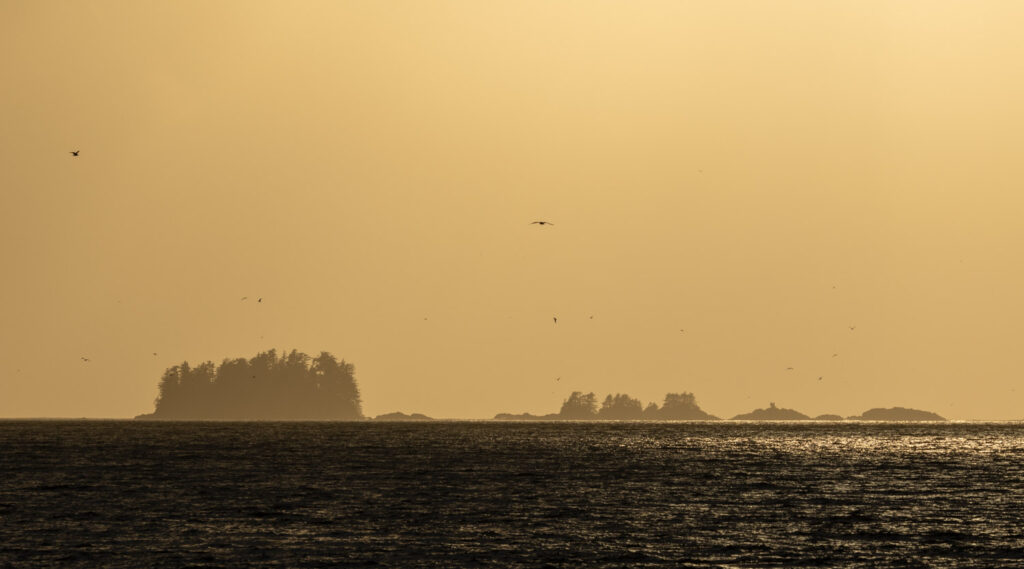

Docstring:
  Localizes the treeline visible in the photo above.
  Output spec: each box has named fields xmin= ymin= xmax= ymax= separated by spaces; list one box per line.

xmin=496 ymin=391 xmax=718 ymax=420
xmin=141 ymin=349 xmax=362 ymax=420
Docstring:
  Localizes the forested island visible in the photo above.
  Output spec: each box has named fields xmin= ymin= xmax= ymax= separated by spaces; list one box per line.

xmin=136 ymin=349 xmax=362 ymax=420
xmin=494 ymin=391 xmax=719 ymax=420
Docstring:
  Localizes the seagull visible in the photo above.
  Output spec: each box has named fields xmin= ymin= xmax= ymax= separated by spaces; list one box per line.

xmin=70 ymin=150 xmax=80 ymax=156
xmin=531 ymin=221 xmax=554 ymax=226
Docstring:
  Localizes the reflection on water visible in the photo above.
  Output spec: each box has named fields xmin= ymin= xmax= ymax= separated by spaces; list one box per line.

xmin=2 ymin=421 xmax=1023 ymax=567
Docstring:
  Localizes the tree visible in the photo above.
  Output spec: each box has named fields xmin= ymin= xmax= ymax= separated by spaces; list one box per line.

xmin=660 ymin=392 xmax=716 ymax=420
xmin=598 ymin=393 xmax=644 ymax=419
xmin=559 ymin=391 xmax=598 ymax=419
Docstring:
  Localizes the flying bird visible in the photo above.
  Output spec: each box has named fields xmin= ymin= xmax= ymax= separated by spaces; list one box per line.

xmin=785 ymin=367 xmax=794 ymax=371
xmin=241 ymin=296 xmax=248 ymax=301
xmin=531 ymin=221 xmax=554 ymax=226
xmin=70 ymin=150 xmax=79 ymax=156
xmin=555 ymin=377 xmax=561 ymax=382
xmin=553 ymin=316 xmax=557 ymax=324
xmin=849 ymin=326 xmax=856 ymax=331
xmin=258 ymin=298 xmax=262 ymax=303
xmin=80 ymin=357 xmax=90 ymax=362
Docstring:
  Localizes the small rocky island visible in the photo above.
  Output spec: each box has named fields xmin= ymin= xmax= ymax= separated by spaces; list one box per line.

xmin=373 ymin=412 xmax=434 ymax=421
xmin=729 ymin=403 xmax=946 ymax=421
xmin=731 ymin=402 xmax=809 ymax=420
xmin=848 ymin=407 xmax=946 ymax=421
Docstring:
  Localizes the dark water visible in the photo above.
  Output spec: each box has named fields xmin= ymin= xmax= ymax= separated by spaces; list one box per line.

xmin=2 ymin=421 xmax=1023 ymax=568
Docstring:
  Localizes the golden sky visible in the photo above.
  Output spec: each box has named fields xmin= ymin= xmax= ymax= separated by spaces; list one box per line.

xmin=2 ymin=1 xmax=1024 ymax=419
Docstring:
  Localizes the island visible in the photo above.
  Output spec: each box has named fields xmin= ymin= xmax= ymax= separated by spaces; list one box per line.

xmin=136 ymin=349 xmax=363 ymax=421
xmin=848 ymin=407 xmax=946 ymax=421
xmin=373 ymin=412 xmax=434 ymax=421
xmin=494 ymin=391 xmax=719 ymax=420
xmin=731 ymin=402 xmax=811 ymax=420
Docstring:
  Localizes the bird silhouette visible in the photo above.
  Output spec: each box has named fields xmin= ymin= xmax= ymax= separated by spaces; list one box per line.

xmin=258 ymin=298 xmax=262 ymax=303
xmin=785 ymin=367 xmax=794 ymax=371
xmin=70 ymin=150 xmax=79 ymax=156
xmin=555 ymin=377 xmax=561 ymax=382
xmin=849 ymin=326 xmax=856 ymax=331
xmin=80 ymin=357 xmax=90 ymax=362
xmin=818 ymin=376 xmax=823 ymax=381
xmin=553 ymin=316 xmax=557 ymax=324
xmin=531 ymin=221 xmax=553 ymax=226
xmin=241 ymin=296 xmax=248 ymax=301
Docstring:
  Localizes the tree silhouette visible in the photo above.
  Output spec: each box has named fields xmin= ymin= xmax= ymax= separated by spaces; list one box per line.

xmin=147 ymin=349 xmax=362 ymax=420
xmin=558 ymin=391 xmax=598 ymax=419
xmin=658 ymin=392 xmax=716 ymax=420
xmin=598 ymin=393 xmax=644 ymax=419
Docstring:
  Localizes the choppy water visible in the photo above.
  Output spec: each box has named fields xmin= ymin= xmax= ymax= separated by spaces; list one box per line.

xmin=1 ymin=421 xmax=1023 ymax=568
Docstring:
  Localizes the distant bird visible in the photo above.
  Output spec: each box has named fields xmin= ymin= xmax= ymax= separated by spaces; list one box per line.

xmin=70 ymin=150 xmax=79 ymax=156
xmin=818 ymin=376 xmax=823 ymax=381
xmin=553 ymin=316 xmax=557 ymax=324
xmin=849 ymin=326 xmax=856 ymax=331
xmin=152 ymin=352 xmax=158 ymax=356
xmin=589 ymin=315 xmax=594 ymax=319
xmin=241 ymin=296 xmax=248 ymax=301
xmin=679 ymin=329 xmax=685 ymax=333
xmin=555 ymin=377 xmax=561 ymax=382
xmin=531 ymin=221 xmax=554 ymax=226
xmin=80 ymin=357 xmax=90 ymax=362
xmin=832 ymin=353 xmax=838 ymax=358
xmin=785 ymin=367 xmax=794 ymax=371
xmin=258 ymin=298 xmax=262 ymax=303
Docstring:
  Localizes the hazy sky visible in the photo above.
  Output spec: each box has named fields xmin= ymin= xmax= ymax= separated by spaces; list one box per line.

xmin=3 ymin=1 xmax=1024 ymax=419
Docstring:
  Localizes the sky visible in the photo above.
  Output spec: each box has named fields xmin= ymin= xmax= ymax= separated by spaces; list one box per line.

xmin=2 ymin=1 xmax=1024 ymax=420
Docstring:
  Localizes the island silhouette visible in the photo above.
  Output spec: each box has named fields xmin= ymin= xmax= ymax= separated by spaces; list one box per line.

xmin=373 ymin=412 xmax=434 ymax=421
xmin=494 ymin=391 xmax=719 ymax=420
xmin=495 ymin=395 xmax=946 ymax=422
xmin=732 ymin=402 xmax=809 ymax=420
xmin=134 ymin=352 xmax=947 ymax=421
xmin=136 ymin=349 xmax=362 ymax=420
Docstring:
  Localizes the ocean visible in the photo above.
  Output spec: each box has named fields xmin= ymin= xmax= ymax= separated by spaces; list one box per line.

xmin=1 ymin=421 xmax=1022 ymax=567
